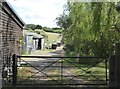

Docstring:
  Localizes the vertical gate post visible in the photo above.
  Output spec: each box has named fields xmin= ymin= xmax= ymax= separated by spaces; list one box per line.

xmin=61 ymin=58 xmax=63 ymax=84
xmin=12 ymin=54 xmax=17 ymax=86
xmin=109 ymin=55 xmax=116 ymax=87
xmin=115 ymin=43 xmax=120 ymax=87
xmin=109 ymin=43 xmax=120 ymax=88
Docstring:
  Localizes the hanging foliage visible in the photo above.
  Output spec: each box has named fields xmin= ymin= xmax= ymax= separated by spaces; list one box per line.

xmin=56 ymin=2 xmax=120 ymax=57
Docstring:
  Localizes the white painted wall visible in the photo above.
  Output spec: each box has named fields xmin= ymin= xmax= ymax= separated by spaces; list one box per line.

xmin=26 ymin=35 xmax=33 ymax=54
xmin=41 ymin=38 xmax=44 ymax=49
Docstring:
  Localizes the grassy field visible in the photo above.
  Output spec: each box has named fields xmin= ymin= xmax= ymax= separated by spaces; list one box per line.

xmin=45 ymin=32 xmax=62 ymax=44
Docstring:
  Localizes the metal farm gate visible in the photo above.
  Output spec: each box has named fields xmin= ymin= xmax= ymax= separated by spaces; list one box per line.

xmin=6 ymin=54 xmax=108 ymax=87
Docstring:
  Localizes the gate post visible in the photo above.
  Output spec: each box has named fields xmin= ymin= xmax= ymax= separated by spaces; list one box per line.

xmin=115 ymin=43 xmax=120 ymax=87
xmin=109 ymin=55 xmax=116 ymax=87
xmin=12 ymin=54 xmax=17 ymax=86
xmin=109 ymin=43 xmax=120 ymax=88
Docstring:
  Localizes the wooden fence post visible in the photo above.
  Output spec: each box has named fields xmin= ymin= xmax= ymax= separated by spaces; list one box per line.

xmin=12 ymin=54 xmax=17 ymax=86
xmin=109 ymin=55 xmax=116 ymax=87
xmin=115 ymin=43 xmax=120 ymax=87
xmin=109 ymin=43 xmax=120 ymax=88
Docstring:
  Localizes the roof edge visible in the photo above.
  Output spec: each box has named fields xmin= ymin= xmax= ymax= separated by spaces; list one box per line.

xmin=2 ymin=0 xmax=25 ymax=27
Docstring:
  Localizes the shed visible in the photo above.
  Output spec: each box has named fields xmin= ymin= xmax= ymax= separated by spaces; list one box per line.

xmin=0 ymin=1 xmax=25 ymax=87
xmin=22 ymin=30 xmax=44 ymax=54
xmin=32 ymin=33 xmax=44 ymax=50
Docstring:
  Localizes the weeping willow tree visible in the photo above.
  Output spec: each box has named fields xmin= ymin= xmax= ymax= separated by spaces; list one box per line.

xmin=89 ymin=2 xmax=120 ymax=57
xmin=56 ymin=2 xmax=120 ymax=57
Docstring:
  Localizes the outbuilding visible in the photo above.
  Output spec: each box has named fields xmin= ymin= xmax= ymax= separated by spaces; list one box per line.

xmin=22 ymin=30 xmax=44 ymax=54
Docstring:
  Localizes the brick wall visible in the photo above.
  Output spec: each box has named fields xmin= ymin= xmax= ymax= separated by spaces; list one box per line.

xmin=1 ymin=2 xmax=24 ymax=86
xmin=0 ymin=1 xmax=2 ymax=88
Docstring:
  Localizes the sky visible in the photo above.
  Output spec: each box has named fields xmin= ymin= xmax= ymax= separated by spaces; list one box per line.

xmin=6 ymin=0 xmax=67 ymax=28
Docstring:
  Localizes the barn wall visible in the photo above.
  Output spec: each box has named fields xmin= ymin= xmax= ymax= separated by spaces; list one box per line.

xmin=1 ymin=2 xmax=24 ymax=86
xmin=2 ymin=7 xmax=23 ymax=55
xmin=0 ymin=1 xmax=2 ymax=88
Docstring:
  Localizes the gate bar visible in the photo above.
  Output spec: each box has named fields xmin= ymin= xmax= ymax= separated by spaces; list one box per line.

xmin=17 ymin=55 xmax=105 ymax=59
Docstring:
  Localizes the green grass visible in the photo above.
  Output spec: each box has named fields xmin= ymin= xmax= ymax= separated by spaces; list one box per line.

xmin=45 ymin=32 xmax=62 ymax=44
xmin=18 ymin=67 xmax=32 ymax=79
xmin=62 ymin=58 xmax=108 ymax=82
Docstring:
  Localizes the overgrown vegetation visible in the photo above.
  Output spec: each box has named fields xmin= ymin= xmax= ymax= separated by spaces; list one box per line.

xmin=56 ymin=2 xmax=120 ymax=57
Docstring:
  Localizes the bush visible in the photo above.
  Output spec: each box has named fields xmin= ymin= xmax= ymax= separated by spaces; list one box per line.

xmin=43 ymin=28 xmax=63 ymax=34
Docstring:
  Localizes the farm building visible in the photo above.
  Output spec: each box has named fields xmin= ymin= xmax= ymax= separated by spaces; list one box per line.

xmin=0 ymin=1 xmax=25 ymax=87
xmin=22 ymin=30 xmax=44 ymax=54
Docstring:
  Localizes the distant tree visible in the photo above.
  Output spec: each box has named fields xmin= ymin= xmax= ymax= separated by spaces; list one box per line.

xmin=24 ymin=24 xmax=36 ymax=30
xmin=56 ymin=13 xmax=72 ymax=30
xmin=43 ymin=26 xmax=49 ymax=30
xmin=35 ymin=25 xmax=42 ymax=29
xmin=52 ymin=27 xmax=62 ymax=30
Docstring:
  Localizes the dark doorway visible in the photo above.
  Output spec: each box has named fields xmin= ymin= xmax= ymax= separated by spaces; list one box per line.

xmin=38 ymin=38 xmax=41 ymax=50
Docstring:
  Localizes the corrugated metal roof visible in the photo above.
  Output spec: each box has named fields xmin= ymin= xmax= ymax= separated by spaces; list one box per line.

xmin=33 ymin=33 xmax=43 ymax=39
xmin=23 ymin=30 xmax=43 ymax=38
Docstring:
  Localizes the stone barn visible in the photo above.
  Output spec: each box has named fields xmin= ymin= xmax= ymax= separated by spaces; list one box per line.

xmin=0 ymin=1 xmax=25 ymax=87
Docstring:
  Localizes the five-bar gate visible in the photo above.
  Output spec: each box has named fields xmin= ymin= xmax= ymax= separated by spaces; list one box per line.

xmin=11 ymin=54 xmax=108 ymax=87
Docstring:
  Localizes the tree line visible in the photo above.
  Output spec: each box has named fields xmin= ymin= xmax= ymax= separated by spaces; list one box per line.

xmin=24 ymin=24 xmax=63 ymax=34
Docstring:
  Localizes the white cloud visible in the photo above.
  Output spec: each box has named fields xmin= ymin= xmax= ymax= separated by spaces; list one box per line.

xmin=7 ymin=0 xmax=67 ymax=27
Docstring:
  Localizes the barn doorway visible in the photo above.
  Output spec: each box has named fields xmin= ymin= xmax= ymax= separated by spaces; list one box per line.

xmin=38 ymin=38 xmax=42 ymax=50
